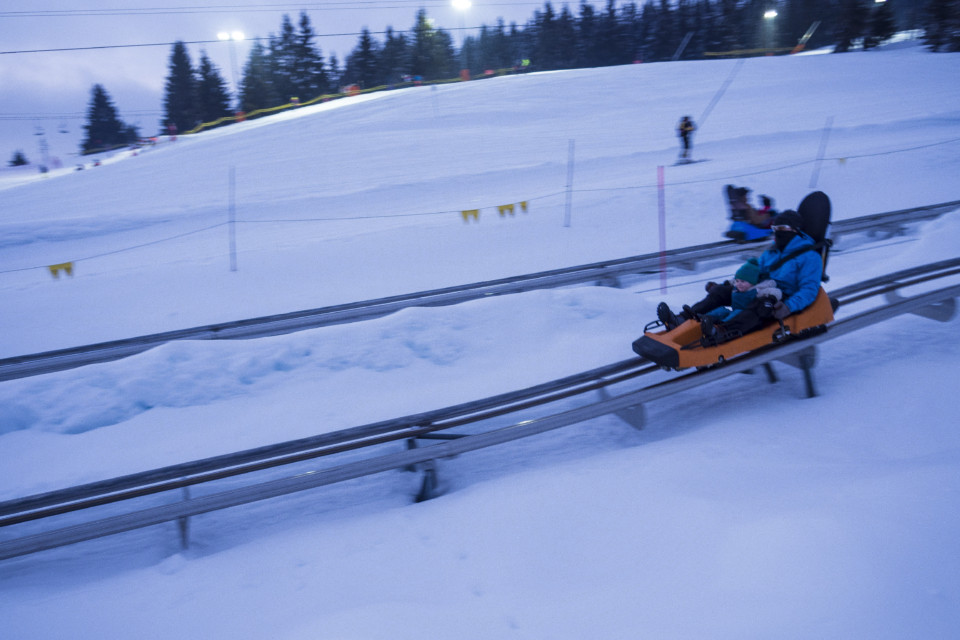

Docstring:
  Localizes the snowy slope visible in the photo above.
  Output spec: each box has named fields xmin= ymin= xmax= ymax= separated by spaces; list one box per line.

xmin=2 ymin=42 xmax=960 ymax=639
xmin=2 ymin=44 xmax=959 ymax=355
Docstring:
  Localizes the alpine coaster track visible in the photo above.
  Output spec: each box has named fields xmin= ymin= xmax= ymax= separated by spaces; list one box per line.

xmin=1 ymin=256 xmax=958 ymax=561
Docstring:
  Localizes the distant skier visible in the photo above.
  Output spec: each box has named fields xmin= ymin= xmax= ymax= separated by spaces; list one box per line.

xmin=677 ymin=115 xmax=696 ymax=161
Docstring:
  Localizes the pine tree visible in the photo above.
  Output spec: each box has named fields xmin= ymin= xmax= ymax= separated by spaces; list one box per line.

xmin=344 ymin=28 xmax=381 ymax=87
xmin=163 ymin=41 xmax=197 ymax=133
xmin=619 ymin=1 xmax=642 ymax=61
xmin=409 ymin=9 xmax=433 ymax=78
xmin=430 ymin=28 xmax=457 ymax=79
xmin=378 ymin=27 xmax=409 ymax=85
xmin=713 ymin=0 xmax=743 ymax=54
xmin=328 ymin=53 xmax=343 ymax=89
xmin=835 ymin=0 xmax=870 ymax=52
xmin=82 ymin=84 xmax=133 ymax=153
xmin=596 ymin=0 xmax=626 ymax=65
xmin=8 ymin=150 xmax=29 ymax=166
xmin=240 ymin=39 xmax=277 ymax=113
xmin=196 ymin=51 xmax=232 ymax=124
xmin=554 ymin=5 xmax=577 ymax=68
xmin=737 ymin=0 xmax=761 ymax=51
xmin=471 ymin=18 xmax=517 ymax=72
xmin=270 ymin=15 xmax=298 ymax=102
xmin=865 ymin=0 xmax=898 ymax=48
xmin=689 ymin=0 xmax=714 ymax=57
xmin=951 ymin=0 xmax=960 ymax=50
xmin=409 ymin=9 xmax=455 ymax=80
xmin=493 ymin=19 xmax=516 ymax=68
xmin=653 ymin=0 xmax=680 ymax=60
xmin=532 ymin=3 xmax=562 ymax=70
xmin=922 ymin=0 xmax=960 ymax=51
xmin=636 ymin=1 xmax=657 ymax=61
xmin=464 ymin=30 xmax=483 ymax=72
xmin=292 ymin=11 xmax=329 ymax=98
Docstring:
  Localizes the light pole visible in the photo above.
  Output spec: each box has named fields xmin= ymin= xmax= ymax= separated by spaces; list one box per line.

xmin=452 ymin=0 xmax=471 ymax=46
xmin=217 ymin=31 xmax=244 ymax=272
xmin=763 ymin=10 xmax=777 ymax=55
xmin=217 ymin=31 xmax=245 ymax=110
xmin=452 ymin=0 xmax=472 ymax=72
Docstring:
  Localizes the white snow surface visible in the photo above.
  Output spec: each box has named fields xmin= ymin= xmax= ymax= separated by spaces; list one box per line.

xmin=2 ymin=43 xmax=960 ymax=639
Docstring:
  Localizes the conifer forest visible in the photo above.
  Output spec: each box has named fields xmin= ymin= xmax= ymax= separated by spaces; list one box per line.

xmin=74 ymin=0 xmax=957 ymax=154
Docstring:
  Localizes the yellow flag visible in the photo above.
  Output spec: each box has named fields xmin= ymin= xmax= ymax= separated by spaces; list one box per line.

xmin=49 ymin=262 xmax=74 ymax=278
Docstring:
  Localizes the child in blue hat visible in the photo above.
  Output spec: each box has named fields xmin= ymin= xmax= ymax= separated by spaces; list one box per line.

xmin=657 ymin=258 xmax=782 ymax=335
xmin=696 ymin=258 xmax=782 ymax=342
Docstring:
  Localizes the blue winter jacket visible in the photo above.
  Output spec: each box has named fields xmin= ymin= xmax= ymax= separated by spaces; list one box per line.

xmin=705 ymin=288 xmax=759 ymax=322
xmin=758 ymin=233 xmax=823 ymax=313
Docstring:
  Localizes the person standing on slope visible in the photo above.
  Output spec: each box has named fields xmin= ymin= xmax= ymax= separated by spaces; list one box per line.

xmin=677 ymin=115 xmax=696 ymax=161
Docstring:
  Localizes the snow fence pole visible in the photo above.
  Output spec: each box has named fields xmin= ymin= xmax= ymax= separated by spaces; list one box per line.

xmin=809 ymin=116 xmax=834 ymax=189
xmin=564 ymin=139 xmax=575 ymax=228
xmin=658 ymin=165 xmax=667 ymax=294
xmin=228 ymin=165 xmax=237 ymax=272
xmin=698 ymin=58 xmax=744 ymax=128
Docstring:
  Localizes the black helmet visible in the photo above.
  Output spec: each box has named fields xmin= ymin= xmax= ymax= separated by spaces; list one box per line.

xmin=771 ymin=210 xmax=803 ymax=232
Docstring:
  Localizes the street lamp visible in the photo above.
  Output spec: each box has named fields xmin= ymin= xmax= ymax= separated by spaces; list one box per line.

xmin=763 ymin=10 xmax=777 ymax=55
xmin=217 ymin=31 xmax=245 ymax=109
xmin=452 ymin=0 xmax=471 ymax=46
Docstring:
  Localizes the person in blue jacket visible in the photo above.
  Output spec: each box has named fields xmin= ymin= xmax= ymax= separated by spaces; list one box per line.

xmin=657 ymin=210 xmax=823 ymax=344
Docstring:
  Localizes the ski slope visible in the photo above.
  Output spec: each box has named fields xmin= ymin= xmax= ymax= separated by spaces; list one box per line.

xmin=2 ymin=41 xmax=960 ymax=639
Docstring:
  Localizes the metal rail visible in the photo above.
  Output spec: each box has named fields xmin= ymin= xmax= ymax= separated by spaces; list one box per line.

xmin=1 ymin=260 xmax=957 ymax=561
xmin=0 ymin=358 xmax=656 ymax=525
xmin=2 ymin=199 xmax=957 ymax=382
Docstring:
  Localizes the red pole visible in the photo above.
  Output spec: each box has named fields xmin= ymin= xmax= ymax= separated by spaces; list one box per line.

xmin=657 ymin=165 xmax=667 ymax=293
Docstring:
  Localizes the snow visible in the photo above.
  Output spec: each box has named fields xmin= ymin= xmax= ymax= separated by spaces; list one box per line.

xmin=2 ymin=42 xmax=960 ymax=638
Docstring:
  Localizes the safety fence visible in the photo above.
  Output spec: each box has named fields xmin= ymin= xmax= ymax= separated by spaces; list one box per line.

xmin=3 ymin=205 xmax=957 ymax=383
xmin=5 ymin=135 xmax=959 ymax=281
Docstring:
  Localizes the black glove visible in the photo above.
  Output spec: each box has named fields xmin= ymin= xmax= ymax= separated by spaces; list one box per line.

xmin=773 ymin=301 xmax=791 ymax=320
xmin=755 ymin=295 xmax=777 ymax=319
xmin=705 ymin=280 xmax=730 ymax=293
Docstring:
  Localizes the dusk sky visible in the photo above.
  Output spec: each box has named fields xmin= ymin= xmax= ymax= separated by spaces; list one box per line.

xmin=0 ymin=1 xmax=542 ymax=164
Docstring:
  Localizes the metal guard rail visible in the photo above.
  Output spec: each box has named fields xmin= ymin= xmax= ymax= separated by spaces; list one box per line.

xmin=1 ymin=261 xmax=958 ymax=561
xmin=0 ymin=358 xmax=655 ymax=523
xmin=7 ymin=255 xmax=958 ymax=527
xmin=1 ymin=199 xmax=958 ymax=382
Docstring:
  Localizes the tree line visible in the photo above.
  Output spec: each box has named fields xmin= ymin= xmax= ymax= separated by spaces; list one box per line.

xmin=15 ymin=0 xmax=955 ymax=159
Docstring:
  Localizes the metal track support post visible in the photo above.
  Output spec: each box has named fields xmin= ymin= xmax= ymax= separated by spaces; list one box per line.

xmin=742 ymin=364 xmax=779 ymax=384
xmin=762 ymin=363 xmax=779 ymax=384
xmin=598 ymin=387 xmax=645 ymax=430
xmin=776 ymin=345 xmax=818 ymax=398
xmin=404 ymin=438 xmax=419 ymax=472
xmin=177 ymin=486 xmax=191 ymax=550
xmin=406 ymin=439 xmax=442 ymax=502
xmin=414 ymin=460 xmax=439 ymax=503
